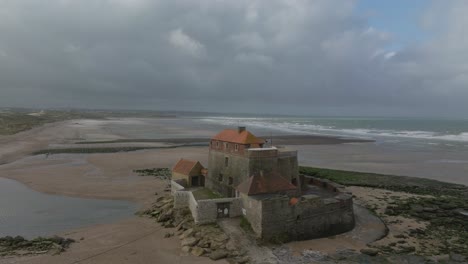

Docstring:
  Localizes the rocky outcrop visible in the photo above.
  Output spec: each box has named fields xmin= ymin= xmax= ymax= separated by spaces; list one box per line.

xmin=0 ymin=236 xmax=75 ymax=257
xmin=142 ymin=195 xmax=249 ymax=263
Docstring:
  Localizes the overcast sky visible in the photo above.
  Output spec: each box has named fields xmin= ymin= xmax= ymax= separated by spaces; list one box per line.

xmin=0 ymin=0 xmax=467 ymax=117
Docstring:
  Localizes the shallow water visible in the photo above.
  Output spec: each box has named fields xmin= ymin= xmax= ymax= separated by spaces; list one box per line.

xmin=0 ymin=177 xmax=137 ymax=238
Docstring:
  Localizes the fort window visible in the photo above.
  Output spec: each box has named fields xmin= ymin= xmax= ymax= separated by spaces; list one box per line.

xmin=228 ymin=177 xmax=233 ymax=185
xmin=225 ymin=157 xmax=229 ymax=167
xmin=218 ymin=173 xmax=223 ymax=182
xmin=235 ymin=144 xmax=239 ymax=151
xmin=224 ymin=142 xmax=228 ymax=149
xmin=216 ymin=141 xmax=219 ymax=148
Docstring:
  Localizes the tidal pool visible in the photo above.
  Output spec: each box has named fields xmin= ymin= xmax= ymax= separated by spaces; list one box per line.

xmin=0 ymin=177 xmax=137 ymax=238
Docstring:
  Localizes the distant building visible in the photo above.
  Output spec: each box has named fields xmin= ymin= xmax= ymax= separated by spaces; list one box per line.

xmin=206 ymin=126 xmax=299 ymax=197
xmin=172 ymin=159 xmax=206 ymax=187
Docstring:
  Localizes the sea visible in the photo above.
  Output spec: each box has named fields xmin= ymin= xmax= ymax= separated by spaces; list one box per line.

xmin=193 ymin=115 xmax=468 ymax=152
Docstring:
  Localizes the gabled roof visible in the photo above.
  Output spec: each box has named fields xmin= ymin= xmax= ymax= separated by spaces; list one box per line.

xmin=236 ymin=171 xmax=297 ymax=196
xmin=212 ymin=129 xmax=265 ymax=144
xmin=172 ymin=159 xmax=203 ymax=175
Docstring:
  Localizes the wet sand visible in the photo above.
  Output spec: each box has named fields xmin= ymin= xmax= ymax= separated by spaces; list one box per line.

xmin=0 ymin=117 xmax=466 ymax=263
xmin=0 ymin=120 xmax=221 ymax=264
xmin=295 ymin=144 xmax=468 ymax=186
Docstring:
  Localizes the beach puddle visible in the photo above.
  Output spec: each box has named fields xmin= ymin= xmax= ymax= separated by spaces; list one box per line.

xmin=0 ymin=177 xmax=137 ymax=238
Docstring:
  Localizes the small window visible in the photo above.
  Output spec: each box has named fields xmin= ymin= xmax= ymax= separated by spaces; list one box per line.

xmin=216 ymin=141 xmax=219 ymax=148
xmin=225 ymin=157 xmax=229 ymax=167
xmin=218 ymin=173 xmax=223 ymax=182
xmin=228 ymin=177 xmax=233 ymax=185
xmin=224 ymin=142 xmax=228 ymax=149
xmin=235 ymin=144 xmax=239 ymax=151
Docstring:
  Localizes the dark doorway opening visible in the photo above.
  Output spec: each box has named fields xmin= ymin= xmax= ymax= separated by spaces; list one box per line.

xmin=217 ymin=203 xmax=230 ymax=218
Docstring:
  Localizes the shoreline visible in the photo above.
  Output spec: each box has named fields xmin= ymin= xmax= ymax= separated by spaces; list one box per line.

xmin=1 ymin=117 xmax=467 ymax=262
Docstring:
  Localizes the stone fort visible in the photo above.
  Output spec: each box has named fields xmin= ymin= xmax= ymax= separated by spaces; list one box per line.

xmin=171 ymin=127 xmax=355 ymax=241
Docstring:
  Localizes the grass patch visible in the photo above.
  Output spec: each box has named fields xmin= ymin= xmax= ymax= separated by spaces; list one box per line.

xmin=192 ymin=188 xmax=224 ymax=200
xmin=240 ymin=216 xmax=253 ymax=233
xmin=133 ymin=168 xmax=171 ymax=177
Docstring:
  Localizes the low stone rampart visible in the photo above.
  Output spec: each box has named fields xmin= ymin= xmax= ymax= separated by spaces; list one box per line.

xmin=171 ymin=180 xmax=242 ymax=224
xmin=242 ymin=176 xmax=355 ymax=241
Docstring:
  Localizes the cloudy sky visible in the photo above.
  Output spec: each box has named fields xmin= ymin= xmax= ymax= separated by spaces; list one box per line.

xmin=0 ymin=0 xmax=467 ymax=117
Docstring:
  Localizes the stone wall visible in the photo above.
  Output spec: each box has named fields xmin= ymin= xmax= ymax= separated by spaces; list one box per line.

xmin=194 ymin=197 xmax=242 ymax=224
xmin=171 ymin=180 xmax=243 ymax=224
xmin=259 ymin=193 xmax=355 ymax=241
xmin=207 ymin=147 xmax=299 ymax=197
xmin=171 ymin=180 xmax=189 ymax=209
xmin=240 ymin=177 xmax=355 ymax=242
xmin=207 ymin=150 xmax=250 ymax=197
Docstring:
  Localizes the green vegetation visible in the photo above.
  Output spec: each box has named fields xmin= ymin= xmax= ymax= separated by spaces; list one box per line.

xmin=300 ymin=166 xmax=468 ymax=257
xmin=192 ymin=188 xmax=224 ymax=200
xmin=299 ymin=166 xmax=467 ymax=196
xmin=134 ymin=168 xmax=171 ymax=177
xmin=0 ymin=235 xmax=75 ymax=256
xmin=32 ymin=146 xmax=170 ymax=155
xmin=239 ymin=216 xmax=253 ymax=233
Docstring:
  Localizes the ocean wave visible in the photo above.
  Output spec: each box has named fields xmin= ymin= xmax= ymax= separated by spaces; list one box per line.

xmin=199 ymin=117 xmax=468 ymax=142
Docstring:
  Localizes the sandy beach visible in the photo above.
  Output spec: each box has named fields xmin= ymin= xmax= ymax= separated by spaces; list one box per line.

xmin=0 ymin=117 xmax=466 ymax=263
xmin=0 ymin=119 xmax=226 ymax=264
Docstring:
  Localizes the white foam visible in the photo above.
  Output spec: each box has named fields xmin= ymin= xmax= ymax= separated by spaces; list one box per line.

xmin=200 ymin=117 xmax=468 ymax=143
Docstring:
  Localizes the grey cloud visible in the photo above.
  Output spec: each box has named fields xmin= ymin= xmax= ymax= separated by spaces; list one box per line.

xmin=0 ymin=0 xmax=467 ymax=117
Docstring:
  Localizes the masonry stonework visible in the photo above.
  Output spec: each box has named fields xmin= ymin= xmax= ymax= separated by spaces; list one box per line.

xmin=171 ymin=127 xmax=355 ymax=242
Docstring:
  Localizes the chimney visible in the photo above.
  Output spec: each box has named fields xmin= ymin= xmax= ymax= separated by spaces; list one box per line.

xmin=238 ymin=126 xmax=246 ymax=133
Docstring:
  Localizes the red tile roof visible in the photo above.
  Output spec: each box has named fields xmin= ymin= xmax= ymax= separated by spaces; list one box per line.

xmin=172 ymin=159 xmax=203 ymax=175
xmin=212 ymin=129 xmax=265 ymax=144
xmin=236 ymin=171 xmax=297 ymax=196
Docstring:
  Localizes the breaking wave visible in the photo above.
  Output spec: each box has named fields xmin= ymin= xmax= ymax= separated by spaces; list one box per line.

xmin=199 ymin=116 xmax=468 ymax=143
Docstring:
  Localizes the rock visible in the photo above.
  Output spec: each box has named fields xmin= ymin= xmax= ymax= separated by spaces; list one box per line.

xmin=164 ymin=232 xmax=173 ymax=238
xmin=181 ymin=237 xmax=199 ymax=247
xmin=423 ymin=207 xmax=437 ymax=212
xmin=191 ymin=246 xmax=205 ymax=257
xmin=235 ymin=256 xmax=250 ymax=264
xmin=450 ymin=253 xmax=467 ymax=262
xmin=360 ymin=248 xmax=379 ymax=256
xmin=163 ymin=220 xmax=174 ymax=228
xmin=197 ymin=239 xmax=210 ymax=248
xmin=225 ymin=240 xmax=238 ymax=251
xmin=176 ymin=221 xmax=186 ymax=231
xmin=181 ymin=228 xmax=194 ymax=238
xmin=209 ymin=240 xmax=225 ymax=250
xmin=212 ymin=233 xmax=229 ymax=242
xmin=209 ymin=250 xmax=228 ymax=260
xmin=181 ymin=246 xmax=191 ymax=253
xmin=157 ymin=209 xmax=173 ymax=222
xmin=397 ymin=245 xmax=415 ymax=254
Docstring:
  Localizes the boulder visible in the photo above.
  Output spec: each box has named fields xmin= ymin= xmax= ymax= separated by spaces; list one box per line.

xmin=157 ymin=209 xmax=173 ymax=222
xmin=209 ymin=250 xmax=228 ymax=261
xmin=212 ymin=233 xmax=229 ymax=242
xmin=181 ymin=228 xmax=194 ymax=239
xmin=191 ymin=246 xmax=205 ymax=257
xmin=181 ymin=237 xmax=199 ymax=247
xmin=360 ymin=248 xmax=379 ymax=256
xmin=181 ymin=246 xmax=191 ymax=253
